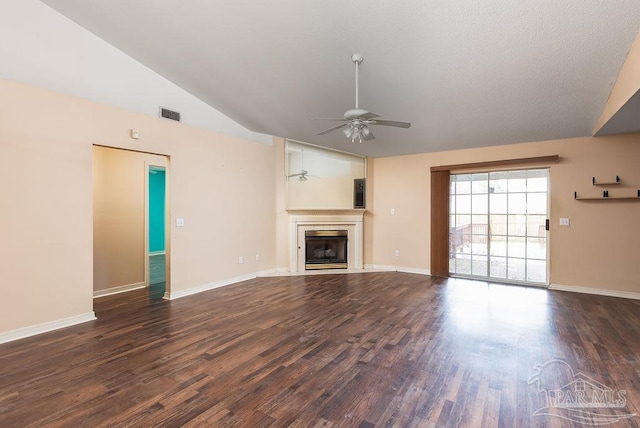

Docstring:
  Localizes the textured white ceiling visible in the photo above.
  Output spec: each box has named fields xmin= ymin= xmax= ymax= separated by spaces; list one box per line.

xmin=39 ymin=0 xmax=640 ymax=157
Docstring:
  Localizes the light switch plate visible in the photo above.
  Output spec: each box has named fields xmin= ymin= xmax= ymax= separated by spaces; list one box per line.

xmin=176 ymin=218 xmax=185 ymax=227
xmin=559 ymin=218 xmax=570 ymax=226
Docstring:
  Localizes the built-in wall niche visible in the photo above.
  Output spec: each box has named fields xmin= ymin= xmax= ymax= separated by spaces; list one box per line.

xmin=286 ymin=139 xmax=366 ymax=209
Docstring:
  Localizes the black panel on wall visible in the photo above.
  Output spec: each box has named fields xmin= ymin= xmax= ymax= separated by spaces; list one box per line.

xmin=354 ymin=178 xmax=366 ymax=209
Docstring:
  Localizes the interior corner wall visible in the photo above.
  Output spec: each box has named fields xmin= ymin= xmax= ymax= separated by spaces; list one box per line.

xmin=274 ymin=137 xmax=290 ymax=270
xmin=0 ymin=78 xmax=277 ymax=336
xmin=367 ymin=134 xmax=640 ymax=294
xmin=92 ymin=146 xmax=166 ymax=293
xmin=363 ymin=160 xmax=375 ymax=266
xmin=595 ymin=30 xmax=640 ymax=133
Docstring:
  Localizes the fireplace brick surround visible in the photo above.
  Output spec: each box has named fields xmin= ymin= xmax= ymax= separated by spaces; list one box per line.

xmin=288 ymin=210 xmax=364 ymax=273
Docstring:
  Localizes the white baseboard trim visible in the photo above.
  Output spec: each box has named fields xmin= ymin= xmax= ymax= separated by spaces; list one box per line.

xmin=364 ymin=264 xmax=394 ymax=271
xmin=93 ymin=282 xmax=145 ymax=298
xmin=364 ymin=264 xmax=431 ymax=276
xmin=397 ymin=266 xmax=431 ymax=276
xmin=550 ymin=283 xmax=640 ymax=300
xmin=365 ymin=264 xmax=400 ymax=272
xmin=165 ymin=265 xmax=436 ymax=301
xmin=164 ymin=269 xmax=280 ymax=300
xmin=0 ymin=312 xmax=97 ymax=344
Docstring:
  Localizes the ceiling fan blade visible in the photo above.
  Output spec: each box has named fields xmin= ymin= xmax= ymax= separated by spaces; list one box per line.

xmin=317 ymin=124 xmax=347 ymax=135
xmin=372 ymin=119 xmax=412 ymax=129
xmin=311 ymin=117 xmax=348 ymax=121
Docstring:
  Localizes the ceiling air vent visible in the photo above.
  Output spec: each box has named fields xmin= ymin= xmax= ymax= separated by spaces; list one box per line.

xmin=160 ymin=107 xmax=181 ymax=122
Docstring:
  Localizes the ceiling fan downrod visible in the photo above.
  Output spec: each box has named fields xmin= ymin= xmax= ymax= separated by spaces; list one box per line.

xmin=352 ymin=54 xmax=363 ymax=109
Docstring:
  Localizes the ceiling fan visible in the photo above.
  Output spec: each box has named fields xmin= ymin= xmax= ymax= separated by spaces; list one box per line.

xmin=315 ymin=54 xmax=411 ymax=143
xmin=287 ymin=169 xmax=308 ymax=181
xmin=287 ymin=147 xmax=311 ymax=181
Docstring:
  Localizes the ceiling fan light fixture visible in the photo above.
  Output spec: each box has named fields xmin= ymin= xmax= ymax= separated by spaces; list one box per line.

xmin=351 ymin=126 xmax=364 ymax=143
xmin=344 ymin=125 xmax=365 ymax=143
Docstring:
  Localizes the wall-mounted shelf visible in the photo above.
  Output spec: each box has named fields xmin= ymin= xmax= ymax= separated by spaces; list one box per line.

xmin=592 ymin=176 xmax=620 ymax=185
xmin=574 ymin=190 xmax=640 ymax=200
xmin=575 ymin=176 xmax=639 ymax=200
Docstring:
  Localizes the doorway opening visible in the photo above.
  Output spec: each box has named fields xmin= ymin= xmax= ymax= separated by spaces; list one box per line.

xmin=92 ymin=146 xmax=170 ymax=303
xmin=147 ymin=165 xmax=166 ymax=295
xmin=448 ymin=168 xmax=549 ymax=286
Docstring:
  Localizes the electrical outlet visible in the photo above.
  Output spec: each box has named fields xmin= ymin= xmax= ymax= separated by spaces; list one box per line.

xmin=239 ymin=256 xmax=244 ymax=264
xmin=395 ymin=249 xmax=400 ymax=257
xmin=390 ymin=208 xmax=396 ymax=215
xmin=176 ymin=218 xmax=185 ymax=227
xmin=255 ymin=253 xmax=260 ymax=261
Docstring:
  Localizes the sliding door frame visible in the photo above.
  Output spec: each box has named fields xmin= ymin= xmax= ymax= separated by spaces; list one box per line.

xmin=430 ymin=155 xmax=558 ymax=278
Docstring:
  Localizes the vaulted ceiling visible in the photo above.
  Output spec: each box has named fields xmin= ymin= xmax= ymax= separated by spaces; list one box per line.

xmin=40 ymin=1 xmax=640 ymax=157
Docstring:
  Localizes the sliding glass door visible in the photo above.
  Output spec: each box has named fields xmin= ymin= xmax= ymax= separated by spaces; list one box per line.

xmin=449 ymin=169 xmax=549 ymax=285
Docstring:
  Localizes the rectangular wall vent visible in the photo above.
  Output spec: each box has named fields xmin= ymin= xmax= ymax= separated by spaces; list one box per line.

xmin=160 ymin=107 xmax=181 ymax=122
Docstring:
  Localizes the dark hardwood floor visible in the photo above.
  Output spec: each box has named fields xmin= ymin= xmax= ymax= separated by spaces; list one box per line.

xmin=1 ymin=272 xmax=640 ymax=427
xmin=149 ymin=254 xmax=166 ymax=286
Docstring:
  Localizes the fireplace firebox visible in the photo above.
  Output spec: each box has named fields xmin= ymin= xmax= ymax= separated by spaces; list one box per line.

xmin=305 ymin=230 xmax=348 ymax=270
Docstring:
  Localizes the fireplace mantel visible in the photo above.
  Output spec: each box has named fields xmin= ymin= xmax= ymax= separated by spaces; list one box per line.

xmin=289 ymin=211 xmax=364 ymax=273
xmin=286 ymin=208 xmax=366 ymax=216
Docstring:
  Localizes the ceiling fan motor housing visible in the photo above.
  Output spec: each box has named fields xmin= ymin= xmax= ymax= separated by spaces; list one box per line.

xmin=344 ymin=108 xmax=370 ymax=120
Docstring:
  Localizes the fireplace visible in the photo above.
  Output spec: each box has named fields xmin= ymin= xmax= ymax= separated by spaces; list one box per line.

xmin=288 ymin=211 xmax=363 ymax=272
xmin=305 ymin=230 xmax=348 ymax=270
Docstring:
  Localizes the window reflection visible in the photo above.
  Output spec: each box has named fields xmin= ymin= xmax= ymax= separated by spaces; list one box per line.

xmin=444 ymin=278 xmax=549 ymax=333
xmin=286 ymin=140 xmax=366 ymax=209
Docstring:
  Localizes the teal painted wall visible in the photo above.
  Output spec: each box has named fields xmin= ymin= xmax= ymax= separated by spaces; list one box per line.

xmin=149 ymin=169 xmax=166 ymax=252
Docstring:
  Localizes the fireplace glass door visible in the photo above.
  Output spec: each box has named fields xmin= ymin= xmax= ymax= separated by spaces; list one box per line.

xmin=305 ymin=230 xmax=348 ymax=270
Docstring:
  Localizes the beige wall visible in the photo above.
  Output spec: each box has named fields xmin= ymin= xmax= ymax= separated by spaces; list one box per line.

xmin=0 ymin=77 xmax=276 ymax=335
xmin=367 ymin=134 xmax=640 ymax=293
xmin=93 ymin=146 xmax=167 ymax=292
xmin=0 ymin=89 xmax=94 ymax=332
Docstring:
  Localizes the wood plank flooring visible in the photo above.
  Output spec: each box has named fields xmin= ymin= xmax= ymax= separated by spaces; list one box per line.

xmin=1 ymin=272 xmax=640 ymax=427
xmin=149 ymin=254 xmax=166 ymax=286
